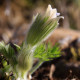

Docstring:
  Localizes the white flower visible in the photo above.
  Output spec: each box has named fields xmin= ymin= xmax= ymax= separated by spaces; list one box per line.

xmin=46 ymin=4 xmax=64 ymax=19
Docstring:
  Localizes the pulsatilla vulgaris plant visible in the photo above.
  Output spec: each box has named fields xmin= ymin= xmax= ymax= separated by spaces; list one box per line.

xmin=0 ymin=5 xmax=64 ymax=80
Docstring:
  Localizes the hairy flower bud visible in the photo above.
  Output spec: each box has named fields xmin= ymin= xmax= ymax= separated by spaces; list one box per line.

xmin=26 ymin=4 xmax=64 ymax=46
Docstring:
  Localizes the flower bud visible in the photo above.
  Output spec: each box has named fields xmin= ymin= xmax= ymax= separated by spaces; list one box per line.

xmin=26 ymin=4 xmax=64 ymax=46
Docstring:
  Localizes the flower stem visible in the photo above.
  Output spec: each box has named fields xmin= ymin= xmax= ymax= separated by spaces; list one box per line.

xmin=29 ymin=60 xmax=43 ymax=75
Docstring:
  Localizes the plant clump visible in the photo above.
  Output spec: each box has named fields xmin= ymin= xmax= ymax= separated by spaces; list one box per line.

xmin=0 ymin=4 xmax=63 ymax=80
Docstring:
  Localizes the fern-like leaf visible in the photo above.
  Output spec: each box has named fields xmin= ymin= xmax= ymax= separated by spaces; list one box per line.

xmin=34 ymin=43 xmax=61 ymax=61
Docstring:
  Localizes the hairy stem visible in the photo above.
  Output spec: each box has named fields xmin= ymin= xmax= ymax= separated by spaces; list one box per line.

xmin=29 ymin=60 xmax=43 ymax=75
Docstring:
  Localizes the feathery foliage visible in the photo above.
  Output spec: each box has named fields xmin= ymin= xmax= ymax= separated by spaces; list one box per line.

xmin=34 ymin=43 xmax=61 ymax=61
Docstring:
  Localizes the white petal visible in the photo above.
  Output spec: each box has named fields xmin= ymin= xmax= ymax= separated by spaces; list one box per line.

xmin=46 ymin=5 xmax=59 ymax=19
xmin=50 ymin=9 xmax=57 ymax=18
xmin=46 ymin=4 xmax=52 ymax=16
xmin=46 ymin=5 xmax=52 ymax=13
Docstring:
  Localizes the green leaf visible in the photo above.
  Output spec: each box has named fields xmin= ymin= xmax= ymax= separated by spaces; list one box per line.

xmin=5 ymin=44 xmax=15 ymax=58
xmin=2 ymin=60 xmax=7 ymax=67
xmin=14 ymin=44 xmax=21 ymax=51
xmin=6 ymin=44 xmax=18 ymax=65
xmin=34 ymin=43 xmax=61 ymax=61
xmin=0 ymin=41 xmax=7 ymax=56
xmin=0 ymin=41 xmax=18 ymax=66
xmin=0 ymin=65 xmax=10 ymax=75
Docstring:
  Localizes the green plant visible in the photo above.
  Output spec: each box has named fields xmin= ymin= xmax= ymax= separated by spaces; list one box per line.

xmin=0 ymin=4 xmax=63 ymax=80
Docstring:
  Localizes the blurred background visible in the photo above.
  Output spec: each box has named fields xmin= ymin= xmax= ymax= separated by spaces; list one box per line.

xmin=0 ymin=0 xmax=80 ymax=44
xmin=0 ymin=0 xmax=80 ymax=80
